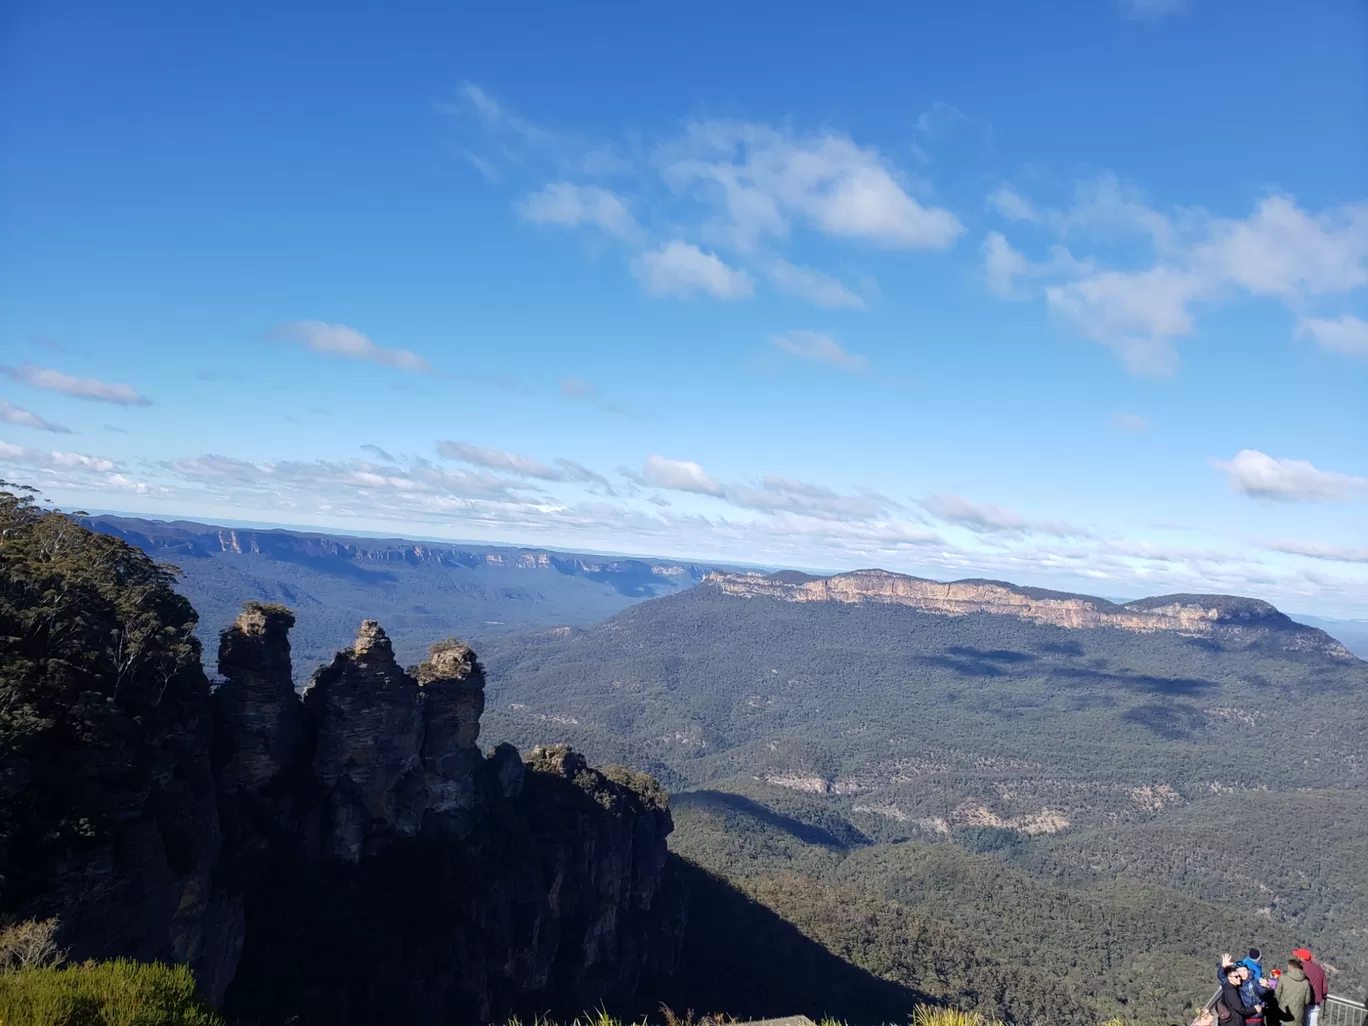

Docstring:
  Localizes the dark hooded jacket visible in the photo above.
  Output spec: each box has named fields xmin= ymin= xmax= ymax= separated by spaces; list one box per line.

xmin=1274 ymin=966 xmax=1313 ymax=1024
xmin=1219 ymin=975 xmax=1258 ymax=1025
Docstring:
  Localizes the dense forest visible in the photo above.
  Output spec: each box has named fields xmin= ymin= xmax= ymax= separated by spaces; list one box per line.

xmin=477 ymin=586 xmax=1368 ymax=1005
xmin=480 ymin=587 xmax=1368 ymax=811
xmin=666 ymin=778 xmax=1345 ymax=1023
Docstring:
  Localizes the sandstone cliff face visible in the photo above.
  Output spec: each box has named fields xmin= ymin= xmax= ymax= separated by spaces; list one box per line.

xmin=215 ymin=603 xmax=300 ymax=801
xmin=706 ymin=570 xmax=1356 ymax=660
xmin=303 ymin=620 xmax=428 ymax=860
xmin=209 ymin=613 xmax=680 ymax=1025
xmin=413 ymin=639 xmax=485 ymax=838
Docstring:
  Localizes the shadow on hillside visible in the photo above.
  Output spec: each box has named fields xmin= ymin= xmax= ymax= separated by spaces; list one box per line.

xmin=946 ymin=645 xmax=1040 ymax=664
xmin=918 ymin=648 xmax=1219 ymax=696
xmin=641 ymin=858 xmax=926 ymax=1026
xmin=1050 ymin=665 xmax=1218 ymax=695
xmin=672 ymin=791 xmax=855 ymax=849
xmin=918 ymin=654 xmax=1013 ymax=677
xmin=1122 ymin=701 xmax=1206 ymax=739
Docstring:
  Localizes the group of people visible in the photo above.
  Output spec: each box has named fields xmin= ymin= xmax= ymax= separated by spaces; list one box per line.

xmin=1192 ymin=947 xmax=1329 ymax=1026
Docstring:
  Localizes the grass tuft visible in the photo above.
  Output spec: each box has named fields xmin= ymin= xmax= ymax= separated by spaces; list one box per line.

xmin=0 ymin=959 xmax=227 ymax=1026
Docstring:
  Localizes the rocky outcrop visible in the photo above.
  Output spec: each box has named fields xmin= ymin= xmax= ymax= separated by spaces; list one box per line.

xmin=303 ymin=620 xmax=427 ymax=860
xmin=215 ymin=603 xmax=300 ymax=801
xmin=706 ymin=569 xmax=1357 ymax=660
xmin=413 ymin=639 xmax=485 ymax=838
xmin=207 ymin=615 xmax=681 ymax=1024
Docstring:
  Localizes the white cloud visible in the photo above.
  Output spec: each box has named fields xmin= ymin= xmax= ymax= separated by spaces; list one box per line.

xmin=459 ymin=97 xmax=960 ymax=306
xmin=983 ymin=232 xmax=1032 ymax=300
xmin=1214 ymin=449 xmax=1367 ymax=502
xmin=663 ymin=121 xmax=962 ymax=251
xmin=991 ymin=180 xmax=1368 ymax=375
xmin=921 ymin=493 xmax=1088 ymax=538
xmin=0 ymin=400 xmax=70 ymax=433
xmin=770 ymin=331 xmax=869 ymax=371
xmin=437 ymin=440 xmax=610 ymax=489
xmin=0 ymin=440 xmax=147 ymax=491
xmin=1059 ymin=173 xmax=1180 ymax=248
xmin=0 ymin=440 xmax=116 ymax=473
xmin=448 ymin=82 xmax=631 ymax=178
xmin=983 ymin=231 xmax=1093 ymax=302
xmin=170 ymin=454 xmax=263 ymax=480
xmin=360 ymin=444 xmax=398 ymax=463
xmin=987 ymin=185 xmax=1039 ymax=223
xmin=723 ymin=475 xmax=897 ymax=521
xmin=1296 ymin=314 xmax=1368 ymax=359
xmin=1 ymin=364 xmax=151 ymax=406
xmin=456 ymin=82 xmax=557 ymax=150
xmin=1111 ymin=412 xmax=1151 ymax=432
xmin=517 ymin=182 xmax=641 ymax=242
xmin=767 ymin=259 xmax=867 ymax=309
xmin=632 ymin=241 xmax=754 ymax=300
xmin=1270 ymin=540 xmax=1368 ymax=564
xmin=1195 ymin=196 xmax=1368 ymax=298
xmin=1046 ymin=267 xmax=1201 ymax=376
xmin=271 ymin=321 xmax=433 ymax=374
xmin=642 ymin=454 xmax=724 ymax=496
xmin=168 ymin=451 xmax=545 ymax=504
xmin=439 ymin=441 xmax=562 ymax=479
xmin=636 ymin=455 xmax=898 ymax=522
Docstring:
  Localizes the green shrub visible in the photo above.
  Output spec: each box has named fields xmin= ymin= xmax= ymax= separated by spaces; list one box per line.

xmin=0 ymin=959 xmax=226 ymax=1026
xmin=911 ymin=1006 xmax=1005 ymax=1026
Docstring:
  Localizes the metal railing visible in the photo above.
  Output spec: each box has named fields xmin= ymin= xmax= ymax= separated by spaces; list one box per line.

xmin=1323 ymin=994 xmax=1368 ymax=1026
xmin=1201 ymin=989 xmax=1367 ymax=1026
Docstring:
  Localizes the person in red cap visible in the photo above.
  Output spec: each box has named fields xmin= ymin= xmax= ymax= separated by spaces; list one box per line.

xmin=1292 ymin=949 xmax=1326 ymax=1026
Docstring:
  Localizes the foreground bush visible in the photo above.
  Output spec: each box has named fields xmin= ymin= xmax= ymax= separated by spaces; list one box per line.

xmin=910 ymin=1008 xmax=1005 ymax=1026
xmin=0 ymin=960 xmax=226 ymax=1026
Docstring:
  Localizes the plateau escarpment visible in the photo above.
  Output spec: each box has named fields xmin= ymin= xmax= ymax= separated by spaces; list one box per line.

xmin=706 ymin=569 xmax=1356 ymax=660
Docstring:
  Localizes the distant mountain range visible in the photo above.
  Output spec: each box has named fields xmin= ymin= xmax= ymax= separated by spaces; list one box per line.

xmin=84 ymin=514 xmax=1367 ymax=665
xmin=82 ymin=514 xmax=727 ymax=673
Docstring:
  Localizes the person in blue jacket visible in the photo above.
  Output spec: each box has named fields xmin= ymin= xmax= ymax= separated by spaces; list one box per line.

xmin=1239 ymin=948 xmax=1265 ymax=985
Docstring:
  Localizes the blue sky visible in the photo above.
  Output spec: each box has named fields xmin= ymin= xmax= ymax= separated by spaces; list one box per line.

xmin=2 ymin=0 xmax=1366 ymax=616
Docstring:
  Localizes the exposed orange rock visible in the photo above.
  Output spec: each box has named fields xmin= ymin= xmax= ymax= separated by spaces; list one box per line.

xmin=705 ymin=569 xmax=1356 ymax=659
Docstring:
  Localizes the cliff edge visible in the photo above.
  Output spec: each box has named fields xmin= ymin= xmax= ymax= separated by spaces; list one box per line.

xmin=705 ymin=569 xmax=1357 ymax=661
